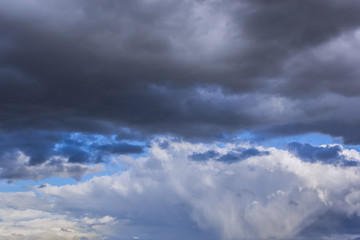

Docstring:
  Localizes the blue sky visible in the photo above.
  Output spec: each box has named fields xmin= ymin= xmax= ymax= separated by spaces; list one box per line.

xmin=2 ymin=0 xmax=360 ymax=239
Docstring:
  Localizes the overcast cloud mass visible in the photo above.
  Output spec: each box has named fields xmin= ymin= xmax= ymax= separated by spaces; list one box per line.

xmin=1 ymin=0 xmax=360 ymax=239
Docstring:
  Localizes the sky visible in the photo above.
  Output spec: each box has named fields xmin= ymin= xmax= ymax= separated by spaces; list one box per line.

xmin=1 ymin=0 xmax=360 ymax=239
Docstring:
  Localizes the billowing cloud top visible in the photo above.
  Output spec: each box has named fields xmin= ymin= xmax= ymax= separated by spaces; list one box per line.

xmin=2 ymin=139 xmax=360 ymax=240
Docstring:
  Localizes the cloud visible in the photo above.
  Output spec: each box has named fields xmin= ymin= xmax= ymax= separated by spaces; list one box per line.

xmin=216 ymin=148 xmax=269 ymax=163
xmin=0 ymin=151 xmax=104 ymax=181
xmin=94 ymin=143 xmax=144 ymax=155
xmin=1 ymin=139 xmax=359 ymax=239
xmin=190 ymin=147 xmax=269 ymax=163
xmin=0 ymin=131 xmax=143 ymax=180
xmin=288 ymin=142 xmax=343 ymax=163
xmin=0 ymin=130 xmax=66 ymax=165
xmin=0 ymin=206 xmax=115 ymax=240
xmin=189 ymin=150 xmax=220 ymax=161
xmin=0 ymin=0 xmax=360 ymax=144
xmin=2 ymin=1 xmax=360 ymax=237
xmin=287 ymin=142 xmax=360 ymax=167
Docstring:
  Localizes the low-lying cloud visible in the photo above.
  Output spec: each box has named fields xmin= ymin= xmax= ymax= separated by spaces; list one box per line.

xmin=1 ymin=139 xmax=360 ymax=239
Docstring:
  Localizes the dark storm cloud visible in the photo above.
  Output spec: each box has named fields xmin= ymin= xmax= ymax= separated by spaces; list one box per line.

xmin=1 ymin=0 xmax=360 ymax=175
xmin=257 ymin=119 xmax=360 ymax=145
xmin=0 ymin=130 xmax=66 ymax=165
xmin=58 ymin=140 xmax=144 ymax=163
xmin=95 ymin=143 xmax=144 ymax=155
xmin=189 ymin=150 xmax=220 ymax=161
xmin=190 ymin=147 xmax=269 ymax=163
xmin=57 ymin=144 xmax=90 ymax=164
xmin=288 ymin=142 xmax=342 ymax=162
xmin=0 ymin=152 xmax=101 ymax=181
xmin=218 ymin=0 xmax=360 ymax=95
xmin=0 ymin=130 xmax=144 ymax=180
xmin=216 ymin=148 xmax=269 ymax=163
xmin=54 ymin=135 xmax=145 ymax=163
xmin=288 ymin=142 xmax=358 ymax=166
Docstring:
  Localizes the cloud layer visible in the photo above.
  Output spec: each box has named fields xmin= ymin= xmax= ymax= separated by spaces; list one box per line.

xmin=2 ymin=1 xmax=360 ymax=239
xmin=2 ymin=139 xmax=360 ymax=240
xmin=1 ymin=0 xmax=360 ymax=144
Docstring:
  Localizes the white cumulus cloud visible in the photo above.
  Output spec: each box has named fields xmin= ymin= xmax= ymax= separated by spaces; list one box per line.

xmin=1 ymin=139 xmax=360 ymax=240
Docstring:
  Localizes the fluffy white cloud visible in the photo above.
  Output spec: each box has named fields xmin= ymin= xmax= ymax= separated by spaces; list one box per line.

xmin=2 ymin=139 xmax=360 ymax=240
xmin=0 ymin=193 xmax=116 ymax=240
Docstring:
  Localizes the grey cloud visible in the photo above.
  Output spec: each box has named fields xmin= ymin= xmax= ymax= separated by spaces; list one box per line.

xmin=56 ymin=137 xmax=145 ymax=163
xmin=224 ymin=0 xmax=360 ymax=92
xmin=189 ymin=147 xmax=269 ymax=163
xmin=298 ymin=211 xmax=360 ymax=239
xmin=0 ymin=130 xmax=144 ymax=165
xmin=1 ymin=0 xmax=360 ymax=172
xmin=0 ymin=0 xmax=359 ymax=131
xmin=190 ymin=150 xmax=220 ymax=161
xmin=288 ymin=142 xmax=342 ymax=162
xmin=57 ymin=145 xmax=90 ymax=164
xmin=0 ymin=130 xmax=66 ymax=165
xmin=288 ymin=142 xmax=359 ymax=167
xmin=242 ymin=0 xmax=360 ymax=51
xmin=0 ymin=151 xmax=103 ymax=181
xmin=94 ymin=143 xmax=144 ymax=155
xmin=217 ymin=148 xmax=269 ymax=163
xmin=0 ymin=131 xmax=144 ymax=180
xmin=258 ymin=119 xmax=360 ymax=145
